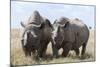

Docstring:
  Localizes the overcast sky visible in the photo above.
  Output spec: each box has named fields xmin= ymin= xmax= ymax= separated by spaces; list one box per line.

xmin=11 ymin=1 xmax=95 ymax=29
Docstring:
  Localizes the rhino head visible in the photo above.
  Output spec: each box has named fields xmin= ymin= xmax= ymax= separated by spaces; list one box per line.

xmin=21 ymin=22 xmax=45 ymax=56
xmin=51 ymin=17 xmax=70 ymax=57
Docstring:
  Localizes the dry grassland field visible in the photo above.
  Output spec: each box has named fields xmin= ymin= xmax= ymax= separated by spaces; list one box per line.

xmin=11 ymin=28 xmax=95 ymax=66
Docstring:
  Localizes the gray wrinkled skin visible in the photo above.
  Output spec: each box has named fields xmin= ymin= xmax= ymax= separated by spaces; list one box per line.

xmin=51 ymin=17 xmax=89 ymax=58
xmin=21 ymin=11 xmax=53 ymax=58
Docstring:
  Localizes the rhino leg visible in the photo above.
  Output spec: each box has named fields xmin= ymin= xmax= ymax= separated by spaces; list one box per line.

xmin=41 ymin=41 xmax=49 ymax=58
xmin=32 ymin=49 xmax=35 ymax=54
xmin=29 ymin=51 xmax=31 ymax=56
xmin=37 ymin=46 xmax=42 ymax=57
xmin=24 ymin=49 xmax=28 ymax=57
xmin=74 ymin=48 xmax=80 ymax=56
xmin=81 ymin=43 xmax=87 ymax=56
xmin=52 ymin=44 xmax=59 ymax=58
xmin=62 ymin=42 xmax=72 ymax=57
xmin=37 ymin=41 xmax=48 ymax=58
xmin=24 ymin=50 xmax=31 ymax=57
xmin=62 ymin=49 xmax=69 ymax=57
xmin=31 ymin=49 xmax=36 ymax=56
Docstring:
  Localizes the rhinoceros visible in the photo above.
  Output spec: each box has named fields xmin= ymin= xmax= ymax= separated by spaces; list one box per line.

xmin=51 ymin=17 xmax=89 ymax=58
xmin=21 ymin=10 xmax=53 ymax=58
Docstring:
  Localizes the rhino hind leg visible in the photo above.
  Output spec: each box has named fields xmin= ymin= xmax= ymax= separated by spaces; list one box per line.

xmin=25 ymin=50 xmax=31 ymax=57
xmin=62 ymin=48 xmax=69 ymax=57
xmin=62 ymin=42 xmax=72 ymax=57
xmin=81 ymin=43 xmax=87 ymax=56
xmin=74 ymin=48 xmax=80 ymax=56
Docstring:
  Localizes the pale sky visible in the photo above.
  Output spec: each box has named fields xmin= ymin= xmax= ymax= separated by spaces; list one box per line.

xmin=11 ymin=1 xmax=95 ymax=29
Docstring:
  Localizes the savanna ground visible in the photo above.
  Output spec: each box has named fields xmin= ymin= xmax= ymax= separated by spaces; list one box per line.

xmin=11 ymin=28 xmax=95 ymax=66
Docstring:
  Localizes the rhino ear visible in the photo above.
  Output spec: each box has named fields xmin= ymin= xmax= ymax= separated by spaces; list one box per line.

xmin=53 ymin=20 xmax=57 ymax=24
xmin=40 ymin=22 xmax=45 ymax=29
xmin=45 ymin=19 xmax=53 ymax=29
xmin=46 ymin=19 xmax=52 ymax=27
xmin=64 ymin=21 xmax=69 ymax=28
xmin=21 ymin=21 xmax=26 ymax=28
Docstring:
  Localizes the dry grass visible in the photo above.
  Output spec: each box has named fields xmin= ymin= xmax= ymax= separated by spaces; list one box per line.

xmin=11 ymin=28 xmax=95 ymax=66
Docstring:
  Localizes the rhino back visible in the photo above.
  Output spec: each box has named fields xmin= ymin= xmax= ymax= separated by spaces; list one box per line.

xmin=70 ymin=19 xmax=89 ymax=46
xmin=63 ymin=18 xmax=89 ymax=47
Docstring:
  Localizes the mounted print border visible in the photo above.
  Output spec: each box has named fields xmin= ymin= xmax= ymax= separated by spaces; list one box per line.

xmin=10 ymin=0 xmax=96 ymax=66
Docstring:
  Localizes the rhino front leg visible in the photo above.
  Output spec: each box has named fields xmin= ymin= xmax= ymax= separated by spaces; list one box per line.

xmin=41 ymin=44 xmax=48 ymax=58
xmin=62 ymin=42 xmax=72 ymax=57
xmin=37 ymin=43 xmax=47 ymax=58
xmin=52 ymin=44 xmax=59 ymax=58
xmin=37 ymin=46 xmax=43 ymax=58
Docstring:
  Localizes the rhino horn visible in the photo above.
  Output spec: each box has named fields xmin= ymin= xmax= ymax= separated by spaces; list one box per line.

xmin=29 ymin=23 xmax=42 ymax=28
xmin=59 ymin=24 xmax=65 ymax=27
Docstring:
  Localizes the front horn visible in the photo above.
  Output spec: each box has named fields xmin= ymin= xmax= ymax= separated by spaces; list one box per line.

xmin=58 ymin=24 xmax=65 ymax=27
xmin=28 ymin=23 xmax=42 ymax=28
